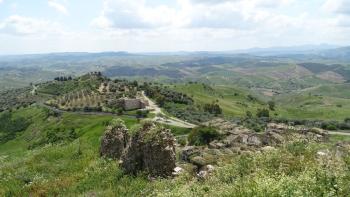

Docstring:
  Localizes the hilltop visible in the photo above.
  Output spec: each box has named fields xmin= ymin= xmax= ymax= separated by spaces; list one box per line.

xmin=1 ymin=45 xmax=350 ymax=195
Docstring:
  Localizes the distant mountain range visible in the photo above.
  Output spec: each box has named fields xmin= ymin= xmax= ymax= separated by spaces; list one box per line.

xmin=0 ymin=44 xmax=349 ymax=60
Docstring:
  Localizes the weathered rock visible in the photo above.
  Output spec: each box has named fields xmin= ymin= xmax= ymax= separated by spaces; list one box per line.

xmin=121 ymin=122 xmax=176 ymax=177
xmin=197 ymin=165 xmax=215 ymax=180
xmin=261 ymin=146 xmax=276 ymax=152
xmin=173 ymin=167 xmax=183 ymax=176
xmin=100 ymin=119 xmax=129 ymax=159
xmin=307 ymin=128 xmax=329 ymax=142
xmin=229 ymin=133 xmax=263 ymax=147
xmin=100 ymin=120 xmax=177 ymax=177
xmin=181 ymin=146 xmax=202 ymax=162
xmin=262 ymin=131 xmax=284 ymax=146
xmin=209 ymin=141 xmax=226 ymax=149
xmin=335 ymin=141 xmax=350 ymax=158
xmin=142 ymin=128 xmax=176 ymax=177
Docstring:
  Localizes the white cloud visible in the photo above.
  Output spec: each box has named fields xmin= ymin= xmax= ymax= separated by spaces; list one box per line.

xmin=92 ymin=0 xmax=299 ymax=30
xmin=323 ymin=0 xmax=350 ymax=15
xmin=189 ymin=0 xmax=294 ymax=8
xmin=0 ymin=15 xmax=63 ymax=36
xmin=92 ymin=0 xmax=181 ymax=29
xmin=48 ymin=0 xmax=68 ymax=15
xmin=0 ymin=0 xmax=349 ymax=54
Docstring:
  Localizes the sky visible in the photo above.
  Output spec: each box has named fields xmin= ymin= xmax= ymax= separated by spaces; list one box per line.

xmin=0 ymin=0 xmax=349 ymax=54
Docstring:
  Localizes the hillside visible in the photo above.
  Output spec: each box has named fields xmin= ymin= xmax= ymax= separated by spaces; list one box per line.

xmin=1 ymin=105 xmax=350 ymax=195
xmin=275 ymin=84 xmax=350 ymax=120
xmin=1 ymin=57 xmax=350 ymax=196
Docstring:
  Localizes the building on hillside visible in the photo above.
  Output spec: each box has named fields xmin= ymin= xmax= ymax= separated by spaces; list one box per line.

xmin=118 ymin=98 xmax=149 ymax=111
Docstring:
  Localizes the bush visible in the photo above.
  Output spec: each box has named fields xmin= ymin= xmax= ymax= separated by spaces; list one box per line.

xmin=256 ymin=108 xmax=270 ymax=118
xmin=0 ymin=112 xmax=31 ymax=143
xmin=321 ymin=122 xmax=338 ymax=131
xmin=268 ymin=101 xmax=275 ymax=111
xmin=188 ymin=126 xmax=221 ymax=146
xmin=177 ymin=136 xmax=187 ymax=146
xmin=203 ymin=103 xmax=222 ymax=115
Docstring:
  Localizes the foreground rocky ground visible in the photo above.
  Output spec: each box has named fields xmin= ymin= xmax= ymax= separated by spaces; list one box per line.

xmin=100 ymin=118 xmax=330 ymax=179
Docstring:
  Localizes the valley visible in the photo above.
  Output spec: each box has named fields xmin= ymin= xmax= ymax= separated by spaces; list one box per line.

xmin=1 ymin=47 xmax=350 ymax=196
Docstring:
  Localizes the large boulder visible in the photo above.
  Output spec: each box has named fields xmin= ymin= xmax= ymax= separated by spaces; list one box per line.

xmin=228 ymin=133 xmax=263 ymax=147
xmin=121 ymin=122 xmax=176 ymax=177
xmin=100 ymin=119 xmax=130 ymax=159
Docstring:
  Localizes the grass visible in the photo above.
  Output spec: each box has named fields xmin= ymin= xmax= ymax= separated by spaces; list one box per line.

xmin=171 ymin=83 xmax=266 ymax=117
xmin=2 ymin=107 xmax=350 ymax=195
xmin=276 ymin=90 xmax=350 ymax=121
xmin=0 ymin=106 xmax=145 ymax=196
xmin=169 ymin=83 xmax=350 ymax=121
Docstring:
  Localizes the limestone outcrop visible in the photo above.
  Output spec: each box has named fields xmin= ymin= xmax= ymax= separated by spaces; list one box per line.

xmin=100 ymin=120 xmax=176 ymax=178
xmin=100 ymin=119 xmax=130 ymax=159
xmin=180 ymin=119 xmax=329 ymax=169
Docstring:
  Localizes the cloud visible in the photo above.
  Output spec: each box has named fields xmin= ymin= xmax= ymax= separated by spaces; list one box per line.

xmin=189 ymin=0 xmax=294 ymax=8
xmin=0 ymin=15 xmax=63 ymax=36
xmin=92 ymin=0 xmax=180 ymax=29
xmin=48 ymin=0 xmax=68 ymax=15
xmin=92 ymin=0 xmax=298 ymax=30
xmin=323 ymin=0 xmax=350 ymax=15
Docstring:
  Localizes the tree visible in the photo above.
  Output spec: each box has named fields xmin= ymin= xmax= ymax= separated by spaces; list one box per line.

xmin=246 ymin=111 xmax=253 ymax=118
xmin=268 ymin=101 xmax=275 ymax=111
xmin=155 ymin=94 xmax=166 ymax=107
xmin=203 ymin=103 xmax=222 ymax=115
xmin=188 ymin=126 xmax=221 ymax=146
xmin=345 ymin=118 xmax=350 ymax=123
xmin=257 ymin=108 xmax=270 ymax=118
xmin=136 ymin=110 xmax=144 ymax=119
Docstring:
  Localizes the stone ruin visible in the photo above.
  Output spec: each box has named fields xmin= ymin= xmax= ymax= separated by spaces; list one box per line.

xmin=101 ymin=117 xmax=330 ymax=179
xmin=100 ymin=120 xmax=176 ymax=178
xmin=180 ymin=118 xmax=329 ymax=176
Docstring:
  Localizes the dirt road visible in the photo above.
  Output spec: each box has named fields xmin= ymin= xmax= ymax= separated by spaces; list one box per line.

xmin=329 ymin=131 xmax=350 ymax=136
xmin=141 ymin=91 xmax=197 ymax=128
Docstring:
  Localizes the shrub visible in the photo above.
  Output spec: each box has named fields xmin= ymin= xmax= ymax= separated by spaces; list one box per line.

xmin=246 ymin=111 xmax=253 ymax=118
xmin=256 ymin=108 xmax=270 ymax=118
xmin=188 ymin=126 xmax=221 ymax=146
xmin=268 ymin=101 xmax=275 ymax=111
xmin=321 ymin=122 xmax=338 ymax=131
xmin=0 ymin=112 xmax=31 ymax=143
xmin=177 ymin=136 xmax=187 ymax=146
xmin=203 ymin=103 xmax=222 ymax=115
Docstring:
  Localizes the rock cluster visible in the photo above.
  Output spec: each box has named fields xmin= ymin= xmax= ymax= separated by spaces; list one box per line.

xmin=100 ymin=120 xmax=176 ymax=177
xmin=180 ymin=119 xmax=329 ymax=171
xmin=100 ymin=119 xmax=129 ymax=159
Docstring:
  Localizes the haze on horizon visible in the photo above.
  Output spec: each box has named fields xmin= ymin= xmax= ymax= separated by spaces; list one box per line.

xmin=0 ymin=0 xmax=349 ymax=54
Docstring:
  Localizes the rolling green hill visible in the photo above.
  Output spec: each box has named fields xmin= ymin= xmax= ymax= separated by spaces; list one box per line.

xmin=1 ymin=106 xmax=350 ymax=195
xmin=170 ymin=83 xmax=266 ymax=117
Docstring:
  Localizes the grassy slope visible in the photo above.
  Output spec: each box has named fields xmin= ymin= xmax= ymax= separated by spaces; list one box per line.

xmin=169 ymin=82 xmax=350 ymax=121
xmin=275 ymin=84 xmax=350 ymax=120
xmin=0 ymin=107 xmax=147 ymax=196
xmin=1 ymin=107 xmax=350 ymax=195
xmin=170 ymin=83 xmax=266 ymax=117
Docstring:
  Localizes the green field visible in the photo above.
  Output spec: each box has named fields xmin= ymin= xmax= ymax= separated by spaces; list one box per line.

xmin=171 ymin=83 xmax=266 ymax=117
xmin=1 ymin=106 xmax=350 ymax=195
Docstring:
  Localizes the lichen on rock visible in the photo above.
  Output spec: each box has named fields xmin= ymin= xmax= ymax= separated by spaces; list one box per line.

xmin=100 ymin=118 xmax=130 ymax=159
xmin=100 ymin=120 xmax=176 ymax=178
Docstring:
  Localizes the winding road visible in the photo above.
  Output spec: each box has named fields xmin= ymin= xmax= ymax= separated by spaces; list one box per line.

xmin=33 ymin=88 xmax=197 ymax=128
xmin=141 ymin=91 xmax=197 ymax=128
